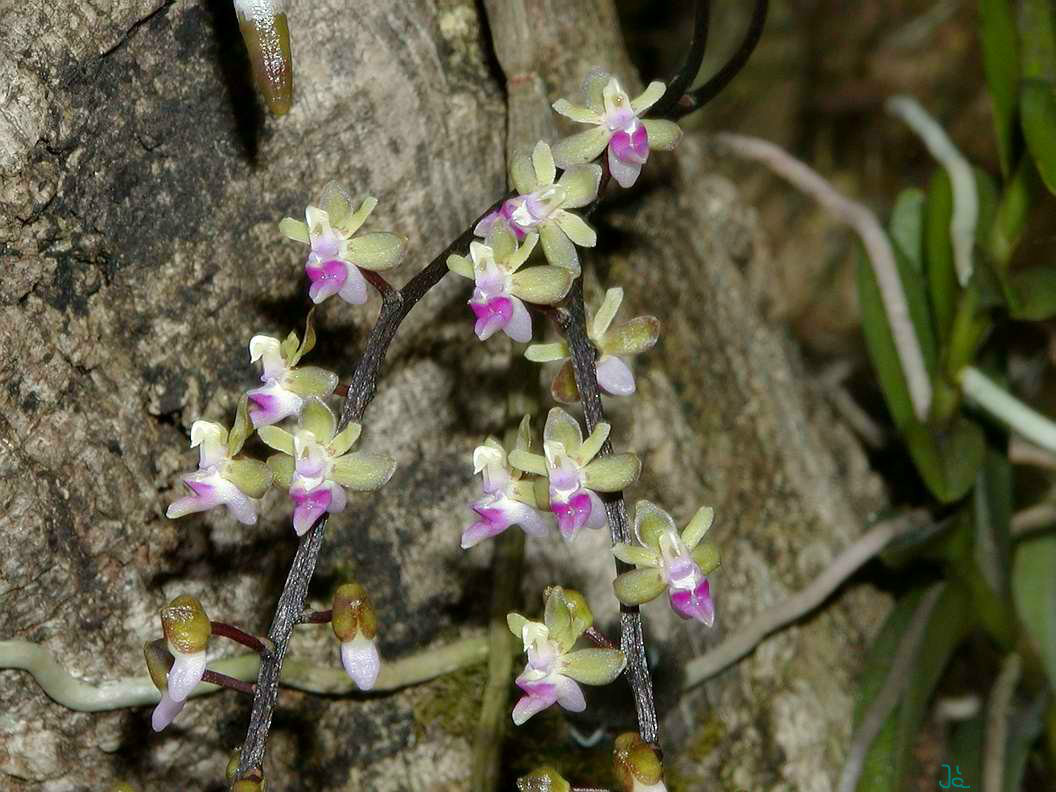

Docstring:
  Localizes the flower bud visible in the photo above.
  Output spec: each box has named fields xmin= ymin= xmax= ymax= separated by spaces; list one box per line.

xmin=231 ymin=766 xmax=266 ymax=792
xmin=613 ymin=733 xmax=666 ymax=792
xmin=332 ymin=582 xmax=380 ymax=690
xmin=516 ymin=766 xmax=571 ymax=792
xmin=160 ymin=595 xmax=211 ymax=703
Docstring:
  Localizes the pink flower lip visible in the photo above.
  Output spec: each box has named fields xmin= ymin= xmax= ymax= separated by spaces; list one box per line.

xmin=291 ymin=486 xmax=333 ymax=535
xmin=551 ymin=490 xmax=592 ymax=540
xmin=670 ymin=578 xmax=714 ymax=625
xmin=471 ymin=296 xmax=514 ymax=340
xmin=306 ymin=258 xmax=350 ymax=303
xmin=610 ymin=124 xmax=649 ymax=166
xmin=185 ymin=479 xmax=215 ymax=498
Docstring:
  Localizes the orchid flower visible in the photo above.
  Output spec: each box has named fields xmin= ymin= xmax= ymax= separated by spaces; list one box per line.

xmin=526 ymin=286 xmax=659 ymax=402
xmin=613 ymin=732 xmax=668 ymax=792
xmin=331 ymin=582 xmax=380 ymax=690
xmin=509 ymin=408 xmax=640 ymax=542
xmin=551 ymin=71 xmax=683 ymax=189
xmin=145 ymin=595 xmax=212 ymax=731
xmin=279 ymin=182 xmax=406 ymax=305
xmin=448 ymin=222 xmax=572 ymax=343
xmin=247 ymin=310 xmax=339 ymax=427
xmin=475 ymin=141 xmax=601 ymax=276
xmin=260 ymin=398 xmax=396 ymax=535
xmin=463 ymin=416 xmax=552 ymax=549
xmin=507 ymin=587 xmax=625 ymax=725
xmin=612 ymin=501 xmax=720 ymax=626
xmin=166 ymin=401 xmax=273 ymax=526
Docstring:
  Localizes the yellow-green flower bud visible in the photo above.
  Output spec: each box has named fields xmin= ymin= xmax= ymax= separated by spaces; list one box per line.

xmin=613 ymin=733 xmax=666 ymax=792
xmin=331 ymin=582 xmax=376 ymax=642
xmin=160 ymin=594 xmax=211 ymax=655
xmin=143 ymin=639 xmax=173 ymax=693
xmin=516 ymin=766 xmax=571 ymax=792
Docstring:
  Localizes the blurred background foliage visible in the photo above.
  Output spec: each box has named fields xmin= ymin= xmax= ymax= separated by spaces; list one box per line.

xmin=616 ymin=2 xmax=1056 ymax=790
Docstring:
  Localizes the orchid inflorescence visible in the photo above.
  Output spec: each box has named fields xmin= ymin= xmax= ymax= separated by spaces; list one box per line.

xmin=155 ymin=66 xmax=713 ymax=789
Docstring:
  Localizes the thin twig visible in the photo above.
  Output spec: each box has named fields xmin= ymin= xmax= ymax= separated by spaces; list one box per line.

xmin=298 ymin=608 xmax=333 ymax=624
xmin=836 ymin=584 xmax=945 ymax=792
xmin=584 ymin=626 xmax=617 ymax=650
xmin=557 ymin=278 xmax=660 ymax=746
xmin=682 ymin=514 xmax=916 ymax=687
xmin=716 ymin=132 xmax=933 ymax=421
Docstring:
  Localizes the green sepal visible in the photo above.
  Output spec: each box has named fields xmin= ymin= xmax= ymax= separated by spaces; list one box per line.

xmin=257 ymin=425 xmax=295 ymax=456
xmin=507 ymin=612 xmax=531 ymax=642
xmin=330 ymin=453 xmax=397 ymax=491
xmin=543 ymin=586 xmax=592 ymax=652
xmin=287 ymin=308 xmax=318 ymax=367
xmin=284 ymin=366 xmax=339 ymax=397
xmin=561 ymin=647 xmax=627 ymax=685
xmin=516 ymin=767 xmax=571 ymax=792
xmin=612 ymin=567 xmax=666 ymax=606
xmin=227 ymin=395 xmax=254 ymax=457
xmin=582 ymin=453 xmax=641 ymax=492
xmin=267 ymin=454 xmax=295 ymax=489
xmin=691 ymin=541 xmax=721 ymax=576
xmin=600 ymin=316 xmax=661 ymax=357
xmin=510 ymin=266 xmax=574 ymax=305
xmin=222 ymin=458 xmax=273 ymax=499
xmin=327 ymin=421 xmax=362 ymax=458
xmin=300 ymin=397 xmax=336 ymax=442
xmin=160 ymin=594 xmax=211 ymax=654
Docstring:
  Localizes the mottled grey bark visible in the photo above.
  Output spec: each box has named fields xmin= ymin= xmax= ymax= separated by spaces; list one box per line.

xmin=0 ymin=1 xmax=887 ymax=790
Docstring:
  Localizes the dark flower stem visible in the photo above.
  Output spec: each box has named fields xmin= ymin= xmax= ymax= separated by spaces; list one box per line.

xmin=554 ymin=279 xmax=659 ymax=747
xmin=298 ymin=608 xmax=334 ymax=624
xmin=210 ymin=621 xmax=271 ymax=654
xmin=202 ymin=669 xmax=256 ymax=696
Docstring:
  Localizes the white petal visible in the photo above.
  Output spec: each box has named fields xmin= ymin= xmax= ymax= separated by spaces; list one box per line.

xmin=151 ymin=691 xmax=185 ymax=732
xmin=337 ymin=265 xmax=368 ymax=305
xmin=341 ymin=635 xmax=381 ymax=690
xmin=166 ymin=650 xmax=207 ymax=703
xmin=596 ymin=356 xmax=635 ymax=396
xmin=608 ymin=145 xmax=643 ymax=189
xmin=190 ymin=420 xmax=228 ymax=469
xmin=249 ymin=335 xmax=286 ymax=379
xmin=504 ymin=297 xmax=533 ymax=343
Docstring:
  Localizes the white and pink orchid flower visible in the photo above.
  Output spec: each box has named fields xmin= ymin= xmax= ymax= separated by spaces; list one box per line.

xmin=279 ymin=182 xmax=406 ymax=306
xmin=613 ymin=501 xmax=720 ymax=627
xmin=507 ymin=587 xmax=625 ymax=726
xmin=474 ymin=142 xmax=601 ymax=276
xmin=551 ymin=71 xmax=683 ymax=189
xmin=526 ymin=287 xmax=660 ymax=403
xmin=509 ymin=408 xmax=640 ymax=542
xmin=259 ymin=398 xmax=396 ymax=536
xmin=166 ymin=416 xmax=272 ymax=526
xmin=246 ymin=317 xmax=338 ymax=427
xmin=462 ymin=417 xmax=552 ymax=549
xmin=331 ymin=582 xmax=381 ymax=690
xmin=449 ymin=222 xmax=573 ymax=344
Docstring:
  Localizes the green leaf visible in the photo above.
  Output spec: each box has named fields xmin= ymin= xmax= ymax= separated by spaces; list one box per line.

xmin=973 ymin=441 xmax=1012 ymax=600
xmin=1012 ymin=533 xmax=1056 ymax=689
xmin=889 ymin=188 xmax=926 ymax=273
xmin=903 ymin=417 xmax=986 ymax=504
xmin=854 ymin=585 xmax=973 ymax=792
xmin=1018 ymin=0 xmax=1056 ymax=81
xmin=948 ymin=711 xmax=984 ymax=789
xmin=979 ymin=0 xmax=1021 ymax=176
xmin=1021 ymin=78 xmax=1056 ymax=195
xmin=925 ymin=169 xmax=958 ymax=343
xmin=1003 ymin=691 xmax=1048 ymax=792
xmin=855 ymin=242 xmax=937 ymax=432
xmin=1008 ymin=265 xmax=1056 ymax=319
xmin=988 ymin=156 xmax=1041 ymax=272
